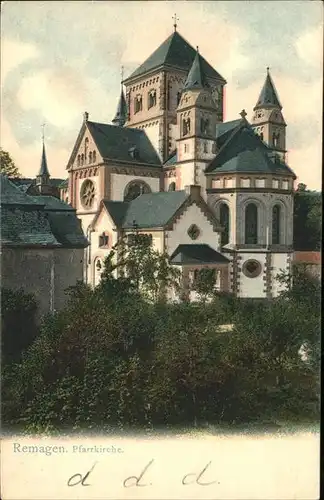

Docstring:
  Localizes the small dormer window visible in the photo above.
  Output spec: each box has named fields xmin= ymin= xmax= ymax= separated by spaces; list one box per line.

xmin=148 ymin=89 xmax=157 ymax=109
xmin=129 ymin=147 xmax=139 ymax=160
xmin=134 ymin=95 xmax=143 ymax=113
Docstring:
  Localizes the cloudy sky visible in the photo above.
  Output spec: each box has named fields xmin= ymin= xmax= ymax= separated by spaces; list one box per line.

xmin=1 ymin=1 xmax=323 ymax=189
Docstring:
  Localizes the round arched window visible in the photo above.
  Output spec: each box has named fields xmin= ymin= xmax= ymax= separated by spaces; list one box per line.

xmin=80 ymin=180 xmax=95 ymax=208
xmin=124 ymin=181 xmax=151 ymax=202
xmin=168 ymin=182 xmax=176 ymax=191
xmin=242 ymin=259 xmax=262 ymax=278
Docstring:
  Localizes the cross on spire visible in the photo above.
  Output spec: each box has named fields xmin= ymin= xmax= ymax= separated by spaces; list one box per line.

xmin=240 ymin=109 xmax=247 ymax=119
xmin=172 ymin=13 xmax=179 ymax=31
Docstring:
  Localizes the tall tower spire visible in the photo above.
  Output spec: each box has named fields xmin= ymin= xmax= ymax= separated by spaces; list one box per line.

xmin=251 ymin=68 xmax=287 ymax=161
xmin=36 ymin=123 xmax=51 ymax=193
xmin=112 ymin=67 xmax=128 ymax=127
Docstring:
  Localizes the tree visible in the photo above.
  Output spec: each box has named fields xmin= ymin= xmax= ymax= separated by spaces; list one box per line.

xmin=294 ymin=185 xmax=321 ymax=251
xmin=0 ymin=149 xmax=21 ymax=178
xmin=1 ymin=288 xmax=38 ymax=364
xmin=98 ymin=233 xmax=181 ymax=303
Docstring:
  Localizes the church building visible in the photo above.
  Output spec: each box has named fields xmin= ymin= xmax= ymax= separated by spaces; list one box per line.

xmin=61 ymin=26 xmax=296 ymax=299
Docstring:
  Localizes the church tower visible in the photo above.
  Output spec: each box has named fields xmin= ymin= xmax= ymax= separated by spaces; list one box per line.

xmin=36 ymin=134 xmax=52 ymax=195
xmin=175 ymin=48 xmax=218 ymax=195
xmin=251 ymin=68 xmax=287 ymax=161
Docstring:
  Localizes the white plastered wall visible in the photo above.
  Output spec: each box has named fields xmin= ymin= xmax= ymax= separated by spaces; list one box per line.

xmin=238 ymin=252 xmax=267 ymax=298
xmin=271 ymin=252 xmax=290 ymax=297
xmin=166 ymin=203 xmax=220 ymax=256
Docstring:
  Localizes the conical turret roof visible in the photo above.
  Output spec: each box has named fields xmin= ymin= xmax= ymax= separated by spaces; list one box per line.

xmin=183 ymin=48 xmax=210 ymax=91
xmin=112 ymin=88 xmax=128 ymax=127
xmin=254 ymin=68 xmax=282 ymax=110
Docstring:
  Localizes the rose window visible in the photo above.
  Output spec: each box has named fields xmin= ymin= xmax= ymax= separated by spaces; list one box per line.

xmin=80 ymin=180 xmax=95 ymax=208
xmin=188 ymin=224 xmax=200 ymax=240
xmin=242 ymin=259 xmax=262 ymax=278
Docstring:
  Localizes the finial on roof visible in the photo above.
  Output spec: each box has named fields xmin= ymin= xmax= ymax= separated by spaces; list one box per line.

xmin=121 ymin=65 xmax=124 ymax=84
xmin=41 ymin=122 xmax=46 ymax=143
xmin=83 ymin=111 xmax=89 ymax=123
xmin=172 ymin=13 xmax=179 ymax=31
xmin=240 ymin=109 xmax=247 ymax=119
xmin=196 ymin=46 xmax=199 ymax=53
xmin=267 ymin=66 xmax=270 ymax=73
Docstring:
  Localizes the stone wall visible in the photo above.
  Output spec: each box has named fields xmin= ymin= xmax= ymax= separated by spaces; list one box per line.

xmin=1 ymin=247 xmax=84 ymax=316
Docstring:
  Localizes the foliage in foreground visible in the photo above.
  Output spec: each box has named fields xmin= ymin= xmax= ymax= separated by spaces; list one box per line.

xmin=2 ymin=260 xmax=320 ymax=434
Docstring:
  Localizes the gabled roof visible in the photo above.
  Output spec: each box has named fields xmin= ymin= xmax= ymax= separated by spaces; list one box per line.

xmin=0 ymin=174 xmax=43 ymax=206
xmin=112 ymin=88 xmax=128 ymax=127
xmin=102 ymin=200 xmax=130 ymax=227
xmin=38 ymin=142 xmax=50 ymax=177
xmin=68 ymin=121 xmax=162 ymax=168
xmin=183 ymin=49 xmax=209 ymax=91
xmin=46 ymin=211 xmax=88 ymax=248
xmin=124 ymin=31 xmax=226 ymax=84
xmin=36 ymin=195 xmax=74 ymax=212
xmin=169 ymin=244 xmax=229 ymax=265
xmin=206 ymin=120 xmax=296 ymax=177
xmin=122 ymin=190 xmax=189 ymax=228
xmin=254 ymin=68 xmax=282 ymax=110
xmin=0 ymin=175 xmax=88 ymax=248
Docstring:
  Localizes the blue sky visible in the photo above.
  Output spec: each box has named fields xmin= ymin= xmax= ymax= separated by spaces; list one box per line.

xmin=1 ymin=1 xmax=322 ymax=188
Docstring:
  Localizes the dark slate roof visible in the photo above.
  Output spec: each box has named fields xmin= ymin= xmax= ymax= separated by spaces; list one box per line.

xmin=0 ymin=206 xmax=61 ymax=247
xmin=36 ymin=196 xmax=74 ymax=212
xmin=183 ymin=50 xmax=209 ymax=91
xmin=112 ymin=88 xmax=128 ymax=127
xmin=169 ymin=244 xmax=230 ymax=265
xmin=216 ymin=119 xmax=241 ymax=138
xmin=11 ymin=177 xmax=65 ymax=190
xmin=86 ymin=121 xmax=161 ymax=166
xmin=103 ymin=200 xmax=129 ymax=227
xmin=46 ymin=211 xmax=88 ymax=248
xmin=38 ymin=142 xmax=50 ymax=176
xmin=0 ymin=175 xmax=42 ymax=206
xmin=124 ymin=31 xmax=226 ymax=84
xmin=1 ymin=175 xmax=88 ymax=248
xmin=206 ymin=122 xmax=296 ymax=177
xmin=164 ymin=150 xmax=177 ymax=166
xmin=254 ymin=69 xmax=282 ymax=110
xmin=59 ymin=179 xmax=69 ymax=188
xmin=122 ymin=190 xmax=188 ymax=228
